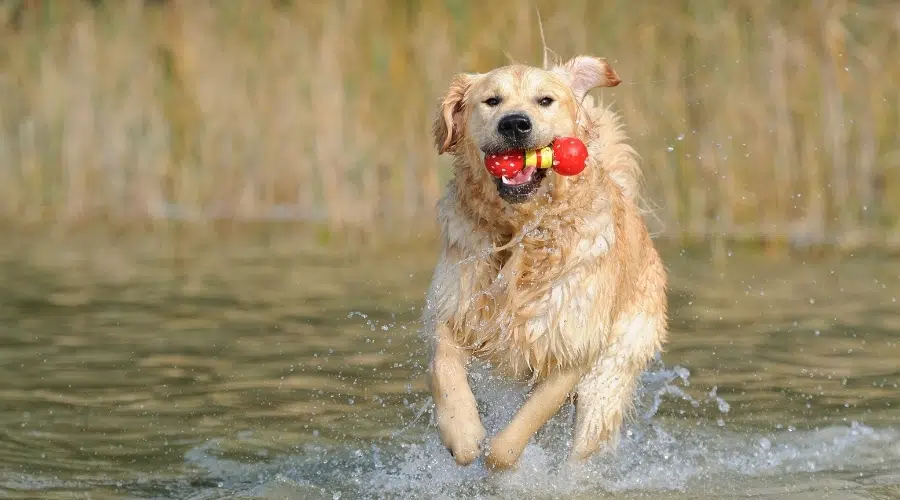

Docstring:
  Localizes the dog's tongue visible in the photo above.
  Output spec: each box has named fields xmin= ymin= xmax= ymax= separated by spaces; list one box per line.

xmin=502 ymin=166 xmax=535 ymax=185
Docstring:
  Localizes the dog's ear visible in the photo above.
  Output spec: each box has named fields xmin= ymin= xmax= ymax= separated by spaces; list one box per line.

xmin=552 ymin=56 xmax=621 ymax=102
xmin=433 ymin=73 xmax=479 ymax=155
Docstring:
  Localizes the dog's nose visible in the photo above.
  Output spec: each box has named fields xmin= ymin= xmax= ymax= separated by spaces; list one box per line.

xmin=497 ymin=114 xmax=532 ymax=141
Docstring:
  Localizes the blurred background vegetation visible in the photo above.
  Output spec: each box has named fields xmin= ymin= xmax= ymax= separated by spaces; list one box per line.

xmin=1 ymin=0 xmax=898 ymax=251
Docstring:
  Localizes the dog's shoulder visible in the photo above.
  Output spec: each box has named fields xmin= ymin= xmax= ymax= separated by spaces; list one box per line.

xmin=581 ymin=96 xmax=643 ymax=204
xmin=435 ymin=182 xmax=491 ymax=253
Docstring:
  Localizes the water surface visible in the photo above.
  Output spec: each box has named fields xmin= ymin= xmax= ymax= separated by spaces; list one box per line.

xmin=1 ymin=231 xmax=898 ymax=499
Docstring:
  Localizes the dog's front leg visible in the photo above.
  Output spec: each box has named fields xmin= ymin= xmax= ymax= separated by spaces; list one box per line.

xmin=484 ymin=369 xmax=581 ymax=471
xmin=568 ymin=354 xmax=641 ymax=462
xmin=429 ymin=324 xmax=485 ymax=465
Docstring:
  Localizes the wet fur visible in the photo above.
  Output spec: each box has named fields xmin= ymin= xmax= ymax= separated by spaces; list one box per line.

xmin=425 ymin=56 xmax=668 ymax=470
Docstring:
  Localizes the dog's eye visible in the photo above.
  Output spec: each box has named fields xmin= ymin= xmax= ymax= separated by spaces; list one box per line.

xmin=484 ymin=97 xmax=502 ymax=107
xmin=538 ymin=96 xmax=555 ymax=107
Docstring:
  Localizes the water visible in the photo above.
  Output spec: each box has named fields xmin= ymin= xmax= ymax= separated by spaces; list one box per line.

xmin=1 ymin=230 xmax=899 ymax=499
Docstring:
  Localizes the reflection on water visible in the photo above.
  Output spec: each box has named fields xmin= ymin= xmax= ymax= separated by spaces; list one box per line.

xmin=0 ymin=230 xmax=898 ymax=499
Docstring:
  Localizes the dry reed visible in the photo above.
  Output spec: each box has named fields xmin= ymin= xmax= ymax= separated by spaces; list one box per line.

xmin=1 ymin=0 xmax=898 ymax=249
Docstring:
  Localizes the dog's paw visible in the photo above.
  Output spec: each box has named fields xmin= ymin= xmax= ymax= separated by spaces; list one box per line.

xmin=484 ymin=435 xmax=522 ymax=472
xmin=569 ymin=426 xmax=619 ymax=464
xmin=438 ymin=415 xmax=486 ymax=466
xmin=568 ymin=441 xmax=601 ymax=463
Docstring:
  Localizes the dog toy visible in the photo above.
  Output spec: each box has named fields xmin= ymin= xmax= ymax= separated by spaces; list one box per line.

xmin=484 ymin=137 xmax=588 ymax=178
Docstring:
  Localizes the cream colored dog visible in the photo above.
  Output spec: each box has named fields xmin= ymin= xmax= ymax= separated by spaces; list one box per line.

xmin=424 ymin=55 xmax=668 ymax=471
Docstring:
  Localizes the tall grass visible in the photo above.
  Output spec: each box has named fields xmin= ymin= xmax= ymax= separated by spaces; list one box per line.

xmin=1 ymin=0 xmax=898 ymax=248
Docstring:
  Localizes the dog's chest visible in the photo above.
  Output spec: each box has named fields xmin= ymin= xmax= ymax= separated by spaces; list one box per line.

xmin=450 ymin=237 xmax=613 ymax=378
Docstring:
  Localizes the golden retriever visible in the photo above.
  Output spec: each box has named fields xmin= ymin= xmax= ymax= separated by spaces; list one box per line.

xmin=424 ymin=55 xmax=668 ymax=471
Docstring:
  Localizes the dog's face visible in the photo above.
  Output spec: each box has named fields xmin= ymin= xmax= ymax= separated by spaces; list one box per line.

xmin=467 ymin=68 xmax=576 ymax=156
xmin=434 ymin=56 xmax=621 ymax=204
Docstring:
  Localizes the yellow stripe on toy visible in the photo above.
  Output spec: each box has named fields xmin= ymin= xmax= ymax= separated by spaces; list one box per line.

xmin=524 ymin=149 xmax=538 ymax=169
xmin=538 ymin=146 xmax=552 ymax=168
xmin=525 ymin=146 xmax=554 ymax=169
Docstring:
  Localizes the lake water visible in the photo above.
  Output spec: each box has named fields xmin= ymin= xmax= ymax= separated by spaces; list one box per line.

xmin=1 ymin=230 xmax=898 ymax=499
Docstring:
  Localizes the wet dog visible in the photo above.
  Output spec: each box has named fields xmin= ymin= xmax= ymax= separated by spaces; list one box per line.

xmin=424 ymin=55 xmax=668 ymax=470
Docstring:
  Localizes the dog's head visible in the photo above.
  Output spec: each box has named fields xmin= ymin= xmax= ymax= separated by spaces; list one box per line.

xmin=434 ymin=56 xmax=620 ymax=204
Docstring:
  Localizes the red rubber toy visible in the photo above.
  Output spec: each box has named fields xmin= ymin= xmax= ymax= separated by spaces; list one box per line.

xmin=484 ymin=137 xmax=588 ymax=178
xmin=484 ymin=150 xmax=527 ymax=177
xmin=550 ymin=137 xmax=589 ymax=176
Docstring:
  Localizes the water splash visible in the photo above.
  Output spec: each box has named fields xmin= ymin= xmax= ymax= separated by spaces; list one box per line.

xmin=180 ymin=359 xmax=900 ymax=500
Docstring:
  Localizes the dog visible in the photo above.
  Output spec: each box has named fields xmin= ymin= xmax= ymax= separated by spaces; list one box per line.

xmin=423 ymin=55 xmax=668 ymax=471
